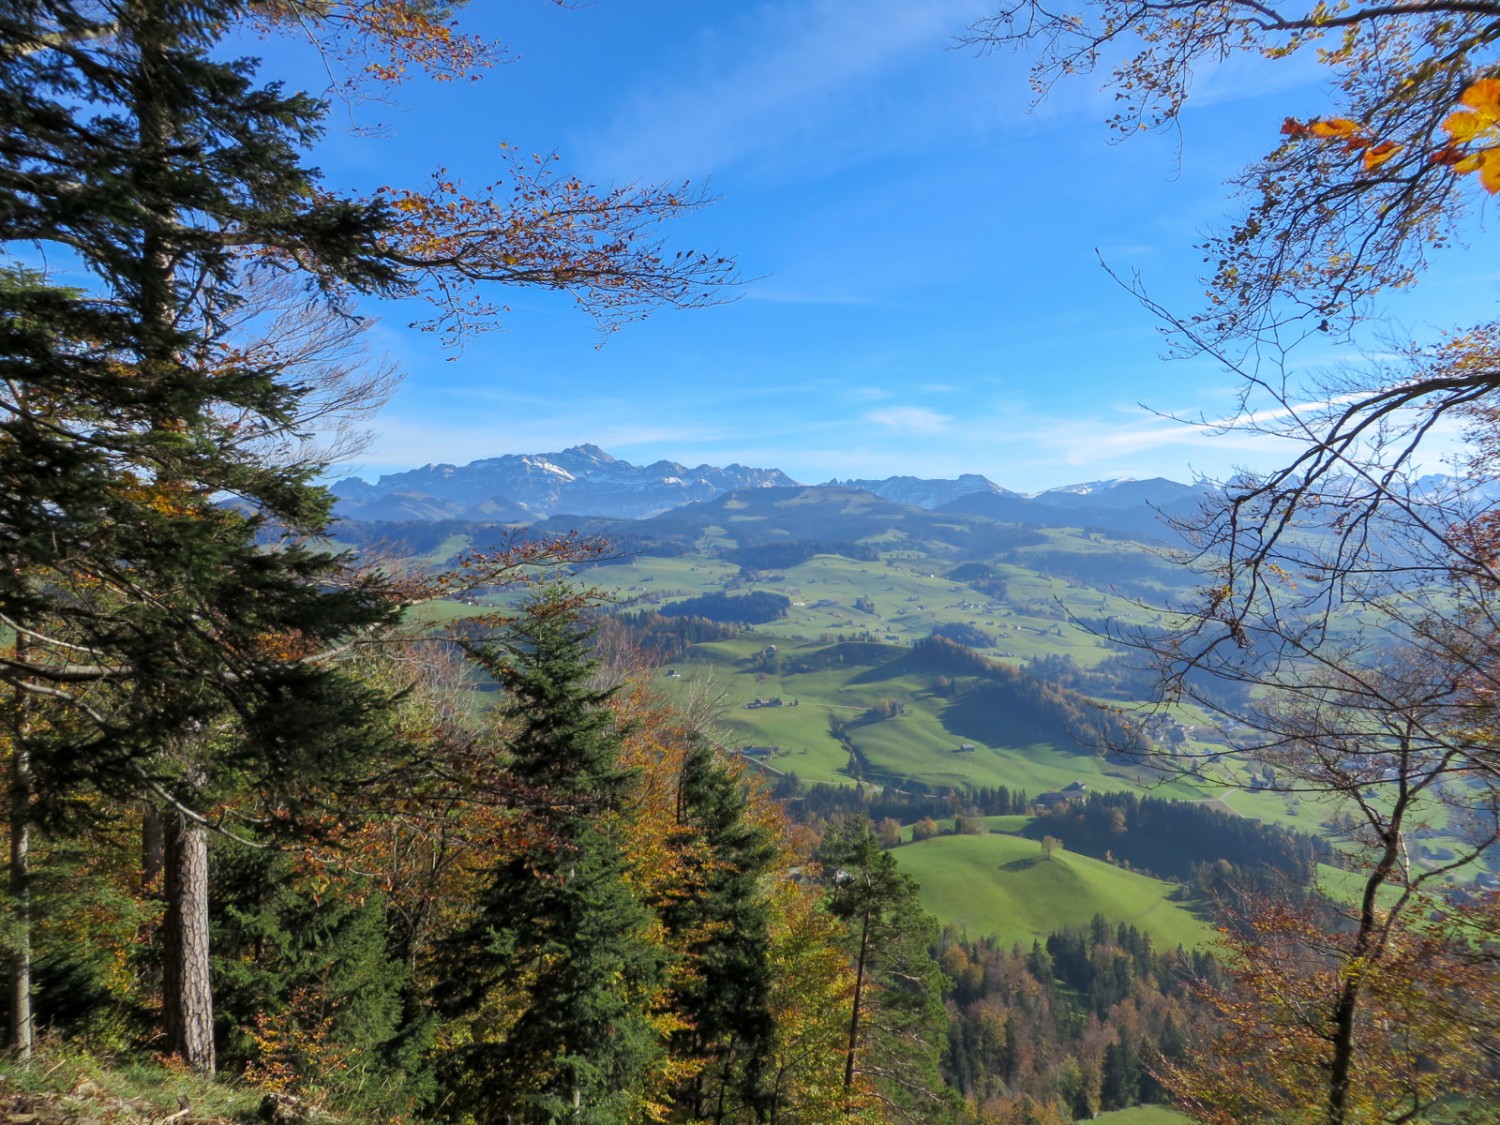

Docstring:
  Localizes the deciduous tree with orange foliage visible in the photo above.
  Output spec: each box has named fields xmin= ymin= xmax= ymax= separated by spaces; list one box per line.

xmin=1159 ymin=889 xmax=1500 ymax=1125
xmin=968 ymin=1 xmax=1500 ymax=1122
xmin=1137 ymin=636 xmax=1500 ymax=1124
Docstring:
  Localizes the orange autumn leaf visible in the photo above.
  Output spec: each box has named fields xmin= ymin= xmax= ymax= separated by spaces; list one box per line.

xmin=1362 ymin=140 xmax=1402 ymax=170
xmin=1309 ymin=117 xmax=1363 ymax=139
xmin=1293 ymin=116 xmax=1403 ymax=166
xmin=1478 ymin=148 xmax=1500 ymax=193
xmin=1458 ymin=75 xmax=1500 ymax=119
xmin=1439 ymin=77 xmax=1500 ymax=193
xmin=1443 ymin=108 xmax=1491 ymax=143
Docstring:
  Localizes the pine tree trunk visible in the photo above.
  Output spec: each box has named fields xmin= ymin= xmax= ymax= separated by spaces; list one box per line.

xmin=8 ymin=633 xmax=32 ymax=1059
xmin=843 ymin=908 xmax=871 ymax=1096
xmin=8 ymin=740 xmax=31 ymax=1060
xmin=162 ymin=811 xmax=215 ymax=1074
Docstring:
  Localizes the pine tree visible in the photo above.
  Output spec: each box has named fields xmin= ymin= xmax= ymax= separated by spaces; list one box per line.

xmin=436 ymin=593 xmax=663 ymax=1125
xmin=818 ymin=817 xmax=951 ymax=1123
xmin=209 ymin=839 xmax=419 ymax=1117
xmin=0 ymin=1 xmax=399 ymax=1070
xmin=659 ymin=739 xmax=779 ymax=1123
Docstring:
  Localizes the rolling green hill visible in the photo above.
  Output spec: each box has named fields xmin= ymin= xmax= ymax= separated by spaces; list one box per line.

xmin=1092 ymin=1108 xmax=1195 ymax=1125
xmin=891 ymin=831 xmax=1218 ymax=951
xmin=359 ymin=486 xmax=1458 ymax=941
xmin=664 ymin=629 xmax=1213 ymax=798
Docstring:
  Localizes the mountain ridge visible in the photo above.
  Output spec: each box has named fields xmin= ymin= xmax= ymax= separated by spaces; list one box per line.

xmin=333 ymin=446 xmax=1208 ymax=524
xmin=333 ymin=444 xmax=799 ymax=521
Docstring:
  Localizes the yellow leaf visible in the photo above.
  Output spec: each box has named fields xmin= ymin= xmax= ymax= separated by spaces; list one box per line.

xmin=1458 ymin=76 xmax=1500 ymax=121
xmin=1478 ymin=148 xmax=1500 ymax=194
xmin=1442 ymin=109 xmax=1488 ymax=143
xmin=1454 ymin=152 xmax=1482 ymax=173
xmin=1309 ymin=117 xmax=1362 ymax=139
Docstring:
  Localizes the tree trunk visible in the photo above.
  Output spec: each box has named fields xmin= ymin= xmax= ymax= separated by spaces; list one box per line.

xmin=1327 ymin=732 xmax=1412 ymax=1125
xmin=162 ymin=811 xmax=215 ymax=1074
xmin=9 ymin=752 xmax=30 ymax=1061
xmin=843 ymin=908 xmax=871 ymax=1097
xmin=123 ymin=2 xmax=214 ymax=1075
xmin=8 ymin=632 xmax=32 ymax=1059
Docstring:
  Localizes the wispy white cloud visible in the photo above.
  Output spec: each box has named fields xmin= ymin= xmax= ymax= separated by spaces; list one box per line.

xmin=1036 ymin=413 xmax=1294 ymax=464
xmin=865 ymin=405 xmax=953 ymax=434
xmin=577 ymin=0 xmax=992 ymax=180
xmin=1184 ymin=48 xmax=1327 ymax=112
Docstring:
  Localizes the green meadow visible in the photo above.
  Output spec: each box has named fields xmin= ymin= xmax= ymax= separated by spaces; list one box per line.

xmin=666 ymin=629 xmax=1213 ymax=800
xmin=389 ymin=499 xmax=1438 ymax=950
xmin=1092 ymin=1108 xmax=1195 ymax=1125
xmin=892 ymin=831 xmax=1219 ymax=952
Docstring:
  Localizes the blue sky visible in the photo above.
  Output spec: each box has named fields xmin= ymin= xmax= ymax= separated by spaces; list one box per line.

xmin=282 ymin=0 xmax=1497 ymax=493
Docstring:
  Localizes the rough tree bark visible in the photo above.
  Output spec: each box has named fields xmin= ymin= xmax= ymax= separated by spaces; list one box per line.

xmin=161 ymin=810 xmax=215 ymax=1074
xmin=8 ymin=633 xmax=31 ymax=1059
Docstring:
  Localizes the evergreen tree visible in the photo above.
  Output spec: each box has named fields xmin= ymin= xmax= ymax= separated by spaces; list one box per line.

xmin=436 ymin=593 xmax=663 ymax=1125
xmin=209 ymin=839 xmax=421 ymax=1117
xmin=660 ymin=739 xmax=779 ymax=1123
xmin=1099 ymin=1038 xmax=1142 ymax=1111
xmin=1 ymin=0 xmax=735 ymax=1076
xmin=0 ymin=0 xmax=402 ymax=1070
xmin=818 ymin=818 xmax=951 ymax=1123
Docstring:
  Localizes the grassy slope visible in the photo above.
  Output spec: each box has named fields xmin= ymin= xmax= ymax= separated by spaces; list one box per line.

xmin=0 ymin=1047 xmax=261 ymax=1125
xmin=1093 ymin=1108 xmax=1195 ymax=1124
xmin=671 ymin=629 xmax=1214 ymax=799
xmin=892 ymin=832 xmax=1218 ymax=952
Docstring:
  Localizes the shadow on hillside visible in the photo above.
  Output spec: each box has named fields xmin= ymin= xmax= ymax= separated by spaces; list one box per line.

xmin=1001 ymin=856 xmax=1043 ymax=872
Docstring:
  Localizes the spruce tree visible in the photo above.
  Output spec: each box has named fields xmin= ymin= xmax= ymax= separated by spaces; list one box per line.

xmin=0 ymin=1 xmax=398 ymax=1070
xmin=819 ymin=817 xmax=951 ymax=1123
xmin=1 ymin=0 xmax=735 ymax=1074
xmin=660 ymin=739 xmax=779 ymax=1123
xmin=436 ymin=593 xmax=663 ymax=1125
xmin=209 ymin=839 xmax=420 ymax=1116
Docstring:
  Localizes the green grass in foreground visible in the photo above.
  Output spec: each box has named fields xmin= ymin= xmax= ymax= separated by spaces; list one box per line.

xmin=1092 ymin=1107 xmax=1194 ymax=1124
xmin=893 ymin=832 xmax=1218 ymax=952
xmin=0 ymin=1043 xmax=261 ymax=1124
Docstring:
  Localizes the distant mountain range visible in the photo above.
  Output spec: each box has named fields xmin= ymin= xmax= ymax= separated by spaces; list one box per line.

xmin=331 ymin=445 xmax=1213 ymax=531
xmin=332 ymin=444 xmax=798 ymax=522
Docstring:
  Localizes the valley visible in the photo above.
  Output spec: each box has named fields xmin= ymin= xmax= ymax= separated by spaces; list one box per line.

xmin=338 ymin=457 xmax=1467 ymax=949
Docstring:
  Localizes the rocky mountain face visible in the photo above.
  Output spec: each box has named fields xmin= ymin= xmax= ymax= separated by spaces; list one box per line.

xmin=331 ymin=445 xmax=1212 ymax=526
xmin=332 ymin=444 xmax=799 ymax=521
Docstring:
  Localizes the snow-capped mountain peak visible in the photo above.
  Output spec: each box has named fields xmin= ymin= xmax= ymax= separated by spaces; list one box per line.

xmin=332 ymin=447 xmax=799 ymax=522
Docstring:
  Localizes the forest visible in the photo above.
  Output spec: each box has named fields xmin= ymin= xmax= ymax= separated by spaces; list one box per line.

xmin=3 ymin=3 xmax=1500 ymax=1125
